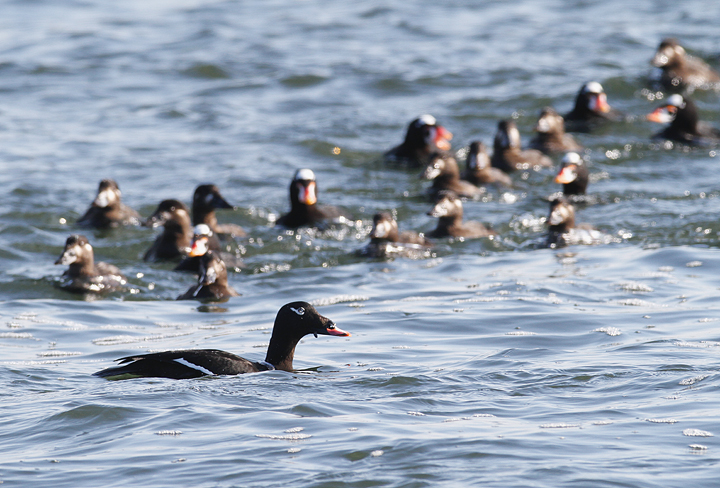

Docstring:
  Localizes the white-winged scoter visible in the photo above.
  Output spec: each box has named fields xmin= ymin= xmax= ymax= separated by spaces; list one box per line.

xmin=93 ymin=302 xmax=350 ymax=379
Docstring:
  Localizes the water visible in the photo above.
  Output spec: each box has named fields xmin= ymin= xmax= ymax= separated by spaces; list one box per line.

xmin=1 ymin=0 xmax=720 ymax=486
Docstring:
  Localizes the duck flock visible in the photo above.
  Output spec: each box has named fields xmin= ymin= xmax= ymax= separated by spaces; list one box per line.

xmin=50 ymin=38 xmax=720 ymax=379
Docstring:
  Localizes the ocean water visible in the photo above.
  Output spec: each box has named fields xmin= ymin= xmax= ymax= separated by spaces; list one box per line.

xmin=1 ymin=0 xmax=719 ymax=486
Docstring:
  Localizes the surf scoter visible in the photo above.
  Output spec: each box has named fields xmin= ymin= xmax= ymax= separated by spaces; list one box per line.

xmin=55 ymin=234 xmax=127 ymax=293
xmin=358 ymin=212 xmax=432 ymax=258
xmin=76 ymin=179 xmax=140 ymax=228
xmin=176 ymin=251 xmax=239 ymax=301
xmin=529 ymin=107 xmax=583 ymax=154
xmin=427 ymin=191 xmax=497 ymax=239
xmin=174 ymin=224 xmax=243 ymax=273
xmin=276 ymin=169 xmax=351 ymax=229
xmin=192 ymin=184 xmax=246 ymax=237
xmin=93 ymin=301 xmax=350 ymax=379
xmin=461 ymin=141 xmax=512 ymax=188
xmin=546 ymin=197 xmax=604 ymax=248
xmin=384 ymin=114 xmax=454 ymax=168
xmin=650 ymin=38 xmax=720 ymax=91
xmin=554 ymin=152 xmax=589 ymax=196
xmin=491 ymin=120 xmax=553 ymax=172
xmin=646 ymin=93 xmax=720 ymax=145
xmin=422 ymin=154 xmax=484 ymax=199
xmin=564 ymin=82 xmax=624 ymax=132
xmin=143 ymin=199 xmax=193 ymax=262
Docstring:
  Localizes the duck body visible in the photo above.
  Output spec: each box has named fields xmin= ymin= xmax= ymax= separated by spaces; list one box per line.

xmin=358 ymin=212 xmax=432 ymax=258
xmin=545 ymin=197 xmax=604 ymax=248
xmin=93 ymin=302 xmax=350 ymax=379
xmin=427 ymin=191 xmax=496 ymax=239
xmin=461 ymin=141 xmax=512 ymax=188
xmin=276 ymin=169 xmax=351 ymax=229
xmin=143 ymin=199 xmax=193 ymax=262
xmin=422 ymin=155 xmax=484 ymax=200
xmin=651 ymin=38 xmax=720 ymax=91
xmin=77 ymin=179 xmax=140 ymax=228
xmin=192 ymin=184 xmax=245 ymax=237
xmin=564 ymin=82 xmax=624 ymax=132
xmin=55 ymin=235 xmax=127 ymax=293
xmin=384 ymin=114 xmax=454 ymax=168
xmin=491 ymin=120 xmax=553 ymax=172
xmin=177 ymin=251 xmax=240 ymax=301
xmin=646 ymin=94 xmax=720 ymax=145
xmin=529 ymin=107 xmax=583 ymax=154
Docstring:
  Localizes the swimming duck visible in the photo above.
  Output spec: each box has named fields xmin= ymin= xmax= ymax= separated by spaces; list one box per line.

xmin=93 ymin=301 xmax=350 ymax=379
xmin=55 ymin=234 xmax=127 ymax=293
xmin=192 ymin=184 xmax=246 ymax=237
xmin=529 ymin=107 xmax=583 ymax=154
xmin=384 ymin=114 xmax=454 ymax=168
xmin=143 ymin=199 xmax=193 ymax=262
xmin=491 ymin=120 xmax=553 ymax=172
xmin=461 ymin=141 xmax=512 ymax=188
xmin=554 ymin=152 xmax=589 ymax=196
xmin=76 ymin=179 xmax=140 ymax=228
xmin=427 ymin=191 xmax=497 ymax=239
xmin=358 ymin=212 xmax=432 ymax=258
xmin=650 ymin=38 xmax=720 ymax=91
xmin=422 ymin=154 xmax=484 ymax=199
xmin=546 ymin=197 xmax=604 ymax=248
xmin=276 ymin=169 xmax=351 ymax=229
xmin=646 ymin=93 xmax=720 ymax=145
xmin=564 ymin=82 xmax=624 ymax=132
xmin=176 ymin=251 xmax=240 ymax=301
xmin=174 ymin=224 xmax=243 ymax=273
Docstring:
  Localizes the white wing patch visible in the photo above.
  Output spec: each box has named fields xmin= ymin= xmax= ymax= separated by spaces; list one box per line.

xmin=174 ymin=358 xmax=214 ymax=376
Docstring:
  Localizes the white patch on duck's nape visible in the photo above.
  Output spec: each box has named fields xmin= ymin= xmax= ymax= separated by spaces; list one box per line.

xmin=173 ymin=358 xmax=215 ymax=376
xmin=416 ymin=114 xmax=437 ymax=127
xmin=583 ymin=81 xmax=603 ymax=94
xmin=674 ymin=44 xmax=686 ymax=58
xmin=667 ymin=94 xmax=686 ymax=109
xmin=295 ymin=168 xmax=316 ymax=182
xmin=194 ymin=224 xmax=213 ymax=237
xmin=83 ymin=242 xmax=93 ymax=253
xmin=290 ymin=306 xmax=305 ymax=316
xmin=562 ymin=152 xmax=582 ymax=165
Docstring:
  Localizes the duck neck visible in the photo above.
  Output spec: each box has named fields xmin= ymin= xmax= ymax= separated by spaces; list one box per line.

xmin=163 ymin=219 xmax=192 ymax=249
xmin=194 ymin=208 xmax=218 ymax=229
xmin=264 ymin=328 xmax=303 ymax=372
xmin=67 ymin=257 xmax=96 ymax=277
xmin=435 ymin=214 xmax=463 ymax=234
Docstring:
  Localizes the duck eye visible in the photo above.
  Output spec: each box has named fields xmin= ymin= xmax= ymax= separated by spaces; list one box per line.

xmin=290 ymin=306 xmax=305 ymax=316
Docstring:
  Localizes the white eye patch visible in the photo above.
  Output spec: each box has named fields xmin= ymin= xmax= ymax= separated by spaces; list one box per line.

xmin=290 ymin=306 xmax=305 ymax=316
